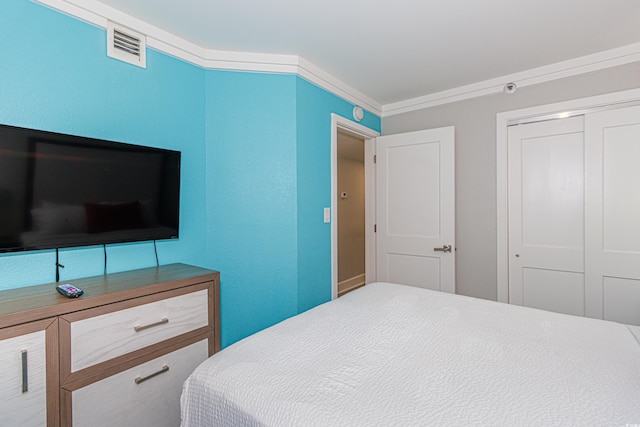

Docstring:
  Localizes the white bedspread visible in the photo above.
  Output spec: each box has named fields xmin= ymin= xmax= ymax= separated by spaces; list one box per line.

xmin=181 ymin=283 xmax=640 ymax=426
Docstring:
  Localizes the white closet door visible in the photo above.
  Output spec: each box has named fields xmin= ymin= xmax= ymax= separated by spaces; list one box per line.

xmin=585 ymin=105 xmax=640 ymax=325
xmin=375 ymin=127 xmax=455 ymax=293
xmin=508 ymin=117 xmax=585 ymax=315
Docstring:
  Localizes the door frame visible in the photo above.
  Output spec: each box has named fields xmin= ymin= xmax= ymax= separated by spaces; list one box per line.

xmin=331 ymin=113 xmax=380 ymax=300
xmin=496 ymin=88 xmax=640 ymax=303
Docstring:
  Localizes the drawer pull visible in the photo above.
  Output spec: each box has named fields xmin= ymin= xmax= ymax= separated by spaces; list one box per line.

xmin=134 ymin=365 xmax=169 ymax=384
xmin=134 ymin=318 xmax=169 ymax=332
xmin=21 ymin=350 xmax=28 ymax=393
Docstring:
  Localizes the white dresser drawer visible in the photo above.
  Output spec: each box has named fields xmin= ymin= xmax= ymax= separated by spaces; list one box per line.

xmin=71 ymin=338 xmax=208 ymax=427
xmin=0 ymin=330 xmax=47 ymax=427
xmin=70 ymin=289 xmax=208 ymax=372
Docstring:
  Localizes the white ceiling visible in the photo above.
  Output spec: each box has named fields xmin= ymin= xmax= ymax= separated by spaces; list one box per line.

xmin=75 ymin=0 xmax=640 ymax=109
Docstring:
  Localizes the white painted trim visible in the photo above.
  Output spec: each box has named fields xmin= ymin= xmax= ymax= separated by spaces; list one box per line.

xmin=297 ymin=57 xmax=380 ymax=115
xmin=34 ymin=0 xmax=107 ymax=27
xmin=33 ymin=0 xmax=382 ymax=115
xmin=331 ymin=114 xmax=380 ymax=300
xmin=364 ymin=133 xmax=377 ymax=287
xmin=496 ymin=88 xmax=640 ymax=303
xmin=34 ymin=0 xmax=640 ymax=119
xmin=384 ymin=42 xmax=640 ymax=117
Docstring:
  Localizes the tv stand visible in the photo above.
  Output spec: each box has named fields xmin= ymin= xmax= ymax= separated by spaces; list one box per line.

xmin=0 ymin=263 xmax=220 ymax=427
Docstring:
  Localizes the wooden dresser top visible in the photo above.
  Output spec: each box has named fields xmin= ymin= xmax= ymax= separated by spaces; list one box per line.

xmin=0 ymin=263 xmax=219 ymax=328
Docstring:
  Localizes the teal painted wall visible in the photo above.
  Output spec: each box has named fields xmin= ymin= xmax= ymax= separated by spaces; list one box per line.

xmin=205 ymin=71 xmax=299 ymax=347
xmin=0 ymin=0 xmax=381 ymax=348
xmin=295 ymin=79 xmax=380 ymax=313
xmin=205 ymin=73 xmax=381 ymax=346
xmin=0 ymin=0 xmax=207 ymax=289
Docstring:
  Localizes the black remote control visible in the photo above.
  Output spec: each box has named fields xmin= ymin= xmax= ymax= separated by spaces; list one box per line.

xmin=56 ymin=284 xmax=84 ymax=298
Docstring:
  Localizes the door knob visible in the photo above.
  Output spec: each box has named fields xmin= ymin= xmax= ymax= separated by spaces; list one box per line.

xmin=434 ymin=245 xmax=452 ymax=253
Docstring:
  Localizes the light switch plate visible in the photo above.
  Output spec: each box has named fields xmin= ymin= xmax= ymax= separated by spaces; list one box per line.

xmin=323 ymin=207 xmax=330 ymax=223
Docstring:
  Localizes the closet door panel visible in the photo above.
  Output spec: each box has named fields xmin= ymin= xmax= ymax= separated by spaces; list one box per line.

xmin=603 ymin=277 xmax=640 ymax=325
xmin=508 ymin=116 xmax=585 ymax=315
xmin=585 ymin=105 xmax=640 ymax=324
xmin=602 ymin=124 xmax=640 ymax=252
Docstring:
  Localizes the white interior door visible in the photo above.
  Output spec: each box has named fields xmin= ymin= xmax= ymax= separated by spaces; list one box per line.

xmin=508 ymin=117 xmax=586 ymax=315
xmin=585 ymin=105 xmax=640 ymax=325
xmin=375 ymin=127 xmax=455 ymax=293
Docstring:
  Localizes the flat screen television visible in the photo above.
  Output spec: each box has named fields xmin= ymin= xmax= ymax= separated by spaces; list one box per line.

xmin=0 ymin=124 xmax=180 ymax=253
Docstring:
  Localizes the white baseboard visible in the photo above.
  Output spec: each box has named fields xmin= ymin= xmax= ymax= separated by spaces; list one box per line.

xmin=338 ymin=273 xmax=365 ymax=295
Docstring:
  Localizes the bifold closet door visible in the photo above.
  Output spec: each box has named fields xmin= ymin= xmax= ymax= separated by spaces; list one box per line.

xmin=508 ymin=116 xmax=586 ymax=316
xmin=585 ymin=105 xmax=640 ymax=325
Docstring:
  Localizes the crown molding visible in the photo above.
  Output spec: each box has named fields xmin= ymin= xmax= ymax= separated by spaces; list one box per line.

xmin=33 ymin=0 xmax=640 ymax=119
xmin=33 ymin=0 xmax=383 ymax=116
xmin=382 ymin=42 xmax=640 ymax=117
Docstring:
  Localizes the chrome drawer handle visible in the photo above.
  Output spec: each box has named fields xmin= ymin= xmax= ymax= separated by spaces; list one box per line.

xmin=134 ymin=318 xmax=169 ymax=332
xmin=21 ymin=350 xmax=28 ymax=393
xmin=134 ymin=365 xmax=169 ymax=384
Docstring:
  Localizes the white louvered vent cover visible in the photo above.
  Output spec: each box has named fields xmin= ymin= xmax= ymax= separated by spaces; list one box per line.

xmin=107 ymin=21 xmax=146 ymax=68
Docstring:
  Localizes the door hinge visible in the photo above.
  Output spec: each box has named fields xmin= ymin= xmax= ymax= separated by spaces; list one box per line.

xmin=373 ymin=154 xmax=377 ymax=164
xmin=374 ymin=224 xmax=377 ymax=232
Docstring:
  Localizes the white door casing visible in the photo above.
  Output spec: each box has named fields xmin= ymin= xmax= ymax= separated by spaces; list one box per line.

xmin=330 ymin=114 xmax=380 ymax=300
xmin=508 ymin=116 xmax=585 ymax=316
xmin=375 ymin=127 xmax=455 ymax=293
xmin=585 ymin=105 xmax=640 ymax=325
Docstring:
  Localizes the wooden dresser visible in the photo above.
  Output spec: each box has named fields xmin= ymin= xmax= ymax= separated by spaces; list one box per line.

xmin=0 ymin=263 xmax=220 ymax=427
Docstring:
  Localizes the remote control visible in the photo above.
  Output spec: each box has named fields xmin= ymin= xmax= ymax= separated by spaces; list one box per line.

xmin=56 ymin=284 xmax=84 ymax=298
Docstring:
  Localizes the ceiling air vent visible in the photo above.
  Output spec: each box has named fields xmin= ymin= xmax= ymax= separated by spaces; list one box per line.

xmin=107 ymin=21 xmax=146 ymax=68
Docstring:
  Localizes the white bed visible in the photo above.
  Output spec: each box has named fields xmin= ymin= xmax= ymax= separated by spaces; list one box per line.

xmin=181 ymin=282 xmax=640 ymax=426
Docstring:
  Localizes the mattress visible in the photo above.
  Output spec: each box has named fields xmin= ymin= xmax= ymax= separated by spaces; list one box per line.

xmin=181 ymin=283 xmax=640 ymax=426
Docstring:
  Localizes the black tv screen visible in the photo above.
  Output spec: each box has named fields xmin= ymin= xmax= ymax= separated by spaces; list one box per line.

xmin=0 ymin=124 xmax=180 ymax=253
